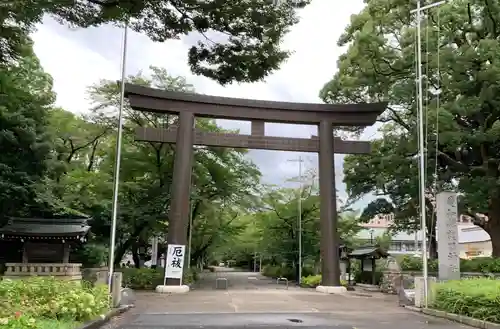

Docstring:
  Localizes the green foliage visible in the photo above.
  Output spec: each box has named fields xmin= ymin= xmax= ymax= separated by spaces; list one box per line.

xmin=300 ymin=275 xmax=347 ymax=288
xmin=432 ymin=279 xmax=500 ymax=323
xmin=81 ymin=66 xmax=262 ymax=267
xmin=398 ymin=255 xmax=500 ymax=273
xmin=2 ymin=1 xmax=310 ymax=84
xmin=119 ymin=267 xmax=199 ymax=290
xmin=399 ymin=255 xmax=438 ymax=272
xmin=301 ymin=274 xmax=322 ymax=287
xmin=0 ymin=277 xmax=109 ymax=328
xmin=353 ymin=270 xmax=384 ymax=285
xmin=74 ymin=244 xmax=109 ymax=268
xmin=460 ymin=258 xmax=500 ymax=273
xmin=321 ymin=0 xmax=500 ymax=256
xmin=0 ymin=38 xmax=55 ymax=220
xmin=120 ymin=268 xmax=163 ymax=290
xmin=261 ymin=264 xmax=316 ymax=280
xmin=262 ymin=265 xmax=296 ymax=280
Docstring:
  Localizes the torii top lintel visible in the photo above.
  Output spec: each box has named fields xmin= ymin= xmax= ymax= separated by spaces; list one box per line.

xmin=124 ymin=83 xmax=387 ymax=126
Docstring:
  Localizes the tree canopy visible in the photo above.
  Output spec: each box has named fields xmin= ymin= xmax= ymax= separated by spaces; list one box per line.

xmin=321 ymin=0 xmax=500 ymax=256
xmin=0 ymin=39 xmax=55 ymax=221
xmin=1 ymin=0 xmax=310 ymax=84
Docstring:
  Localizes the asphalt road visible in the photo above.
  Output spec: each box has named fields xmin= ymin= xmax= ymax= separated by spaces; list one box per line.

xmin=109 ymin=269 xmax=472 ymax=329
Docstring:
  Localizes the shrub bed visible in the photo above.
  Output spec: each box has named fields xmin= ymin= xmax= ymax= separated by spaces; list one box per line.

xmin=261 ymin=265 xmax=316 ymax=281
xmin=300 ymin=274 xmax=347 ymax=288
xmin=119 ymin=267 xmax=199 ymax=290
xmin=431 ymin=278 xmax=500 ymax=323
xmin=262 ymin=265 xmax=295 ymax=280
xmin=0 ymin=277 xmax=109 ymax=329
xmin=399 ymin=255 xmax=500 ymax=273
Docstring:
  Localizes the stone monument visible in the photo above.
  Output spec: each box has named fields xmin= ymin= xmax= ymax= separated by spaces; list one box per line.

xmin=436 ymin=191 xmax=460 ymax=280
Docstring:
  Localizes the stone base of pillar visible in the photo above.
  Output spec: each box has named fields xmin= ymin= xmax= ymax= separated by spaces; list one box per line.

xmin=316 ymin=285 xmax=347 ymax=294
xmin=155 ymin=285 xmax=190 ymax=294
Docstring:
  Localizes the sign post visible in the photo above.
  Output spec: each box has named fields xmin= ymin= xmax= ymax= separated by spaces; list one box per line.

xmin=436 ymin=192 xmax=460 ymax=280
xmin=163 ymin=244 xmax=186 ymax=286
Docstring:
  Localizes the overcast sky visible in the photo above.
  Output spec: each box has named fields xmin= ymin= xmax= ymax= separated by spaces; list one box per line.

xmin=31 ymin=0 xmax=378 ymax=209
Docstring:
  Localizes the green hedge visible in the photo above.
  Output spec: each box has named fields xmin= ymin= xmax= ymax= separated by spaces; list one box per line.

xmin=262 ymin=265 xmax=294 ymax=279
xmin=432 ymin=278 xmax=500 ymax=323
xmin=0 ymin=277 xmax=109 ymax=329
xmin=262 ymin=265 xmax=316 ymax=280
xmin=399 ymin=256 xmax=500 ymax=273
xmin=118 ymin=267 xmax=199 ymax=290
xmin=300 ymin=274 xmax=347 ymax=288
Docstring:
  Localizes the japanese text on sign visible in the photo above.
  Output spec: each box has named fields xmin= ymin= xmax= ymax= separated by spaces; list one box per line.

xmin=436 ymin=192 xmax=461 ymax=280
xmin=165 ymin=244 xmax=186 ymax=280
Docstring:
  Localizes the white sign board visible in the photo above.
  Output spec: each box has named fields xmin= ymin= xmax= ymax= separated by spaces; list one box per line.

xmin=436 ymin=192 xmax=461 ymax=280
xmin=164 ymin=244 xmax=186 ymax=282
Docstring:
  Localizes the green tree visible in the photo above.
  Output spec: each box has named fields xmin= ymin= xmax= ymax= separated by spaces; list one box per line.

xmin=85 ymin=66 xmax=261 ymax=266
xmin=2 ymin=0 xmax=310 ymax=84
xmin=248 ymin=183 xmax=361 ymax=278
xmin=0 ymin=38 xmax=55 ymax=220
xmin=320 ymin=0 xmax=500 ymax=256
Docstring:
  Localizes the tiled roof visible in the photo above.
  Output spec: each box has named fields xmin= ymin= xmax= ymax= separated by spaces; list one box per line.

xmin=0 ymin=217 xmax=91 ymax=238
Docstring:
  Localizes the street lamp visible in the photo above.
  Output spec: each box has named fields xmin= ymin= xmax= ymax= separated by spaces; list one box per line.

xmin=369 ymin=229 xmax=374 ymax=245
xmin=287 ymin=156 xmax=304 ymax=284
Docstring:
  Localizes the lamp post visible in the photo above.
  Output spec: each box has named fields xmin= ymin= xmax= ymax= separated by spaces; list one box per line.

xmin=410 ymin=0 xmax=447 ymax=308
xmin=369 ymin=229 xmax=374 ymax=245
xmin=288 ymin=156 xmax=304 ymax=284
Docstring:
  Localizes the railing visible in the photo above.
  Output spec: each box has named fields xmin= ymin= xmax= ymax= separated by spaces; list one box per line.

xmin=3 ymin=263 xmax=83 ymax=280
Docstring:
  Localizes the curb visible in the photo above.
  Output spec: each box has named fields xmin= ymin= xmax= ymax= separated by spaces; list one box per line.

xmin=404 ymin=306 xmax=500 ymax=329
xmin=76 ymin=304 xmax=134 ymax=329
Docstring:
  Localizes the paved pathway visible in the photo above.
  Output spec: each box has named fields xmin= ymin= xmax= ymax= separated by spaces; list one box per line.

xmin=107 ymin=269 xmax=472 ymax=329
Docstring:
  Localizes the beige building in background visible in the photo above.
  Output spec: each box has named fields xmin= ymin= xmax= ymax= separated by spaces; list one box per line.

xmin=458 ymin=226 xmax=492 ymax=258
xmin=358 ymin=214 xmax=492 ymax=258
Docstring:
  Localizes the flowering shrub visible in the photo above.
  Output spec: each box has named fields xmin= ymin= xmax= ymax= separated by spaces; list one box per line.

xmin=0 ymin=277 xmax=110 ymax=329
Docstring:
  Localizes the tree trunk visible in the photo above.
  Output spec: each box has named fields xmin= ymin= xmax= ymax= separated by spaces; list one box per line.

xmin=295 ymin=262 xmax=301 ymax=282
xmin=491 ymin=229 xmax=500 ymax=257
xmin=485 ymin=198 xmax=500 ymax=257
xmin=429 ymin=234 xmax=438 ymax=259
xmin=114 ymin=238 xmax=134 ymax=266
xmin=131 ymin=244 xmax=141 ymax=268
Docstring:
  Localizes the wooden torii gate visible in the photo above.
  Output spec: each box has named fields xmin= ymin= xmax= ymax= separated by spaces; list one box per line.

xmin=125 ymin=83 xmax=386 ymax=288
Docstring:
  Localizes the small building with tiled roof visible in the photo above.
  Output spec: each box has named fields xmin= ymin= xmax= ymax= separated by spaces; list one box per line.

xmin=0 ymin=216 xmax=91 ymax=279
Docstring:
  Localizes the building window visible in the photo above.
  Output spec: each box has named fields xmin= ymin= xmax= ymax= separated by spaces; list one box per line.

xmin=389 ymin=242 xmax=402 ymax=251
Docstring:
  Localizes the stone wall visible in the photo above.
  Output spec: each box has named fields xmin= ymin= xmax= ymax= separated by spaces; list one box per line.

xmin=380 ymin=270 xmax=419 ymax=294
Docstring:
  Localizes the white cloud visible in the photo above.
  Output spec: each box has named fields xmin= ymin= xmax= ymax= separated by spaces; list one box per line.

xmin=31 ymin=0 xmax=371 ymax=206
xmin=32 ymin=25 xmax=120 ymax=113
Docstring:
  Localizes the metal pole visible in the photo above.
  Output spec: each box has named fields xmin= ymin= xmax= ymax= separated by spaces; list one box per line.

xmin=187 ymin=199 xmax=194 ymax=269
xmin=415 ymin=0 xmax=429 ymax=307
xmin=108 ymin=23 xmax=128 ymax=293
xmin=298 ymin=156 xmax=302 ymax=285
xmin=410 ymin=0 xmax=447 ymax=308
